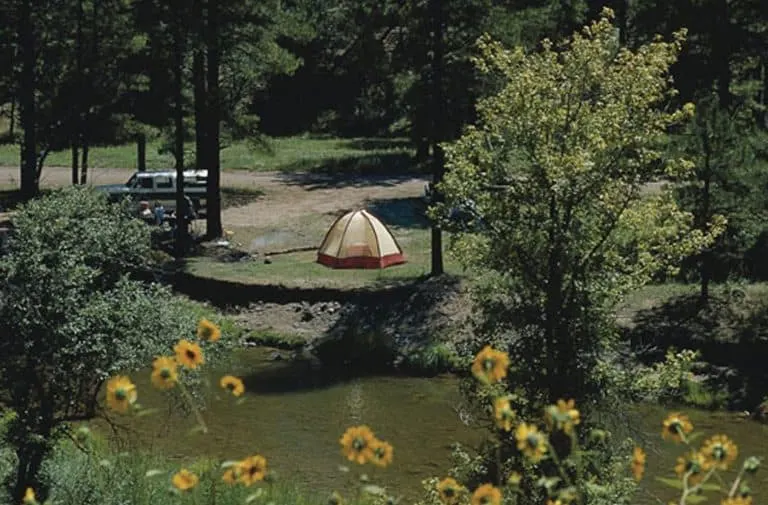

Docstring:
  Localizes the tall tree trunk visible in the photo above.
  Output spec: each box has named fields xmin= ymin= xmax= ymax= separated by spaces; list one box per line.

xmin=173 ymin=6 xmax=187 ymax=258
xmin=713 ymin=0 xmax=732 ymax=107
xmin=8 ymin=95 xmax=15 ymax=138
xmin=205 ymin=0 xmax=223 ymax=239
xmin=137 ymin=133 xmax=146 ymax=171
xmin=18 ymin=0 xmax=37 ymax=198
xmin=80 ymin=0 xmax=100 ymax=186
xmin=193 ymin=0 xmax=207 ymax=172
xmin=429 ymin=0 xmax=444 ymax=276
xmin=72 ymin=0 xmax=84 ymax=186
xmin=193 ymin=50 xmax=206 ymax=170
xmin=699 ymin=128 xmax=713 ymax=306
xmin=80 ymin=141 xmax=89 ymax=186
xmin=71 ymin=144 xmax=79 ymax=185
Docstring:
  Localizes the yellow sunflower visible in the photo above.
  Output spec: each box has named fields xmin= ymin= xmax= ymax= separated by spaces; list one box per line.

xmin=675 ymin=451 xmax=708 ymax=486
xmin=220 ymin=375 xmax=245 ymax=397
xmin=151 ymin=356 xmax=178 ymax=390
xmin=471 ymin=346 xmax=509 ymax=384
xmin=370 ymin=439 xmax=394 ymax=468
xmin=23 ymin=487 xmax=36 ymax=504
xmin=722 ymin=497 xmax=753 ymax=505
xmin=470 ymin=484 xmax=502 ymax=505
xmin=493 ymin=397 xmax=516 ymax=432
xmin=105 ymin=376 xmax=137 ymax=413
xmin=437 ymin=477 xmax=464 ymax=505
xmin=172 ymin=469 xmax=199 ymax=491
xmin=547 ymin=501 xmax=563 ymax=505
xmin=631 ymin=447 xmax=646 ymax=481
xmin=238 ymin=455 xmax=268 ymax=486
xmin=174 ymin=339 xmax=205 ymax=369
xmin=700 ymin=434 xmax=738 ymax=470
xmin=515 ymin=422 xmax=548 ymax=463
xmin=222 ymin=467 xmax=239 ymax=485
xmin=662 ymin=412 xmax=693 ymax=443
xmin=340 ymin=425 xmax=376 ymax=465
xmin=197 ymin=318 xmax=222 ymax=342
xmin=546 ymin=399 xmax=581 ymax=435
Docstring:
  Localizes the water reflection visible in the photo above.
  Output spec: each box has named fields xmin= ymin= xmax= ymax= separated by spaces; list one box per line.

xmin=94 ymin=348 xmax=768 ymax=503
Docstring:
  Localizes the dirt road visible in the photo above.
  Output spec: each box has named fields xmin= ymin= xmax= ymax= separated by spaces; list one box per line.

xmin=0 ymin=166 xmax=430 ymax=229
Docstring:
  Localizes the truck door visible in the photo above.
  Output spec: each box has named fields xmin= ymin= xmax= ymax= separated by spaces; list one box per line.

xmin=154 ymin=175 xmax=176 ymax=209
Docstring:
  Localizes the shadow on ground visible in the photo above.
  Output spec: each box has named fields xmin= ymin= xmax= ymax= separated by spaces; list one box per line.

xmin=308 ymin=275 xmax=465 ymax=371
xmin=277 ymin=152 xmax=427 ymax=190
xmin=625 ymin=292 xmax=768 ymax=409
xmin=220 ymin=186 xmax=265 ymax=210
xmin=364 ymin=196 xmax=430 ymax=229
xmin=338 ymin=138 xmax=412 ymax=151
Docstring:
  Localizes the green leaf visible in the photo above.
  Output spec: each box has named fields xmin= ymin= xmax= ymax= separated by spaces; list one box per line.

xmin=699 ymin=483 xmax=721 ymax=492
xmin=655 ymin=477 xmax=684 ymax=490
xmin=685 ymin=494 xmax=708 ymax=504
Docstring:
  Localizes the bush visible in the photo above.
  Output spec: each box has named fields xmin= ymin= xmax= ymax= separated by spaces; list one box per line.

xmin=0 ymin=187 xmax=230 ymax=502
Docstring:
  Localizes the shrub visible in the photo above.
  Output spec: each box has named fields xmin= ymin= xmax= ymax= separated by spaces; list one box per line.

xmin=0 ymin=187 xmax=230 ymax=503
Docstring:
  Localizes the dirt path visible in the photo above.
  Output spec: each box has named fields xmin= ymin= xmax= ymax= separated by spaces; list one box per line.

xmin=0 ymin=166 xmax=429 ymax=229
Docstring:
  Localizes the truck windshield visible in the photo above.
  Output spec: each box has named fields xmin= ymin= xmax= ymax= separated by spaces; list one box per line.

xmin=126 ymin=175 xmax=137 ymax=188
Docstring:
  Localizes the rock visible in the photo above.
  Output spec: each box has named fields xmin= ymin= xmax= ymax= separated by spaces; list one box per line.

xmin=264 ymin=257 xmax=272 ymax=264
xmin=269 ymin=351 xmax=284 ymax=361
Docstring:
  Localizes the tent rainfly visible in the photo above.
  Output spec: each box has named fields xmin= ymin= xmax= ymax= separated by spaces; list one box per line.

xmin=317 ymin=209 xmax=406 ymax=269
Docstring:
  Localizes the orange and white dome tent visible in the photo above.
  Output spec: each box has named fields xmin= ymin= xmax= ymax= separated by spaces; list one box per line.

xmin=317 ymin=209 xmax=406 ymax=269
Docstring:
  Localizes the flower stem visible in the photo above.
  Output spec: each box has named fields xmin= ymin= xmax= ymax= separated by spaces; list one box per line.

xmin=177 ymin=380 xmax=208 ymax=434
xmin=547 ymin=437 xmax=575 ymax=489
xmin=727 ymin=468 xmax=745 ymax=498
xmin=679 ymin=467 xmax=716 ymax=505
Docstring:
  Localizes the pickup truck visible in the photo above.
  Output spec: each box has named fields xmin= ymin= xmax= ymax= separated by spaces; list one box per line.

xmin=94 ymin=170 xmax=208 ymax=215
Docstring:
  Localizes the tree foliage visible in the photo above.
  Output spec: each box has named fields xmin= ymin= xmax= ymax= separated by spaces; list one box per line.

xmin=434 ymin=9 xmax=725 ymax=406
xmin=0 ymin=187 xmax=222 ymax=502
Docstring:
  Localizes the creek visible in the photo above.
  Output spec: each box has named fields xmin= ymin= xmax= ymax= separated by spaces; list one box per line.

xmin=99 ymin=347 xmax=768 ymax=504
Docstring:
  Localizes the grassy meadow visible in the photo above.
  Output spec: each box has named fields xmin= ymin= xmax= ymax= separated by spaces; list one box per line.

xmin=0 ymin=135 xmax=416 ymax=174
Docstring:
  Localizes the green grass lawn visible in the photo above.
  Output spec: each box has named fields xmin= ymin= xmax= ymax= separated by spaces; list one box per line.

xmin=0 ymin=135 xmax=416 ymax=173
xmin=187 ymin=226 xmax=460 ymax=289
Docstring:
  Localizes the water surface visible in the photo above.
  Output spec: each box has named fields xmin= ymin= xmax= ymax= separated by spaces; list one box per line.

xmin=99 ymin=348 xmax=768 ymax=503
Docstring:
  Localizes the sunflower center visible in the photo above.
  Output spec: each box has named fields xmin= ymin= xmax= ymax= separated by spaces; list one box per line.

xmin=526 ymin=434 xmax=539 ymax=448
xmin=186 ymin=350 xmax=197 ymax=360
xmin=669 ymin=421 xmax=681 ymax=432
xmin=115 ymin=388 xmax=127 ymax=401
xmin=483 ymin=358 xmax=495 ymax=371
xmin=226 ymin=383 xmax=235 ymax=391
xmin=353 ymin=437 xmax=366 ymax=451
xmin=160 ymin=369 xmax=171 ymax=379
xmin=443 ymin=488 xmax=455 ymax=498
xmin=712 ymin=446 xmax=725 ymax=460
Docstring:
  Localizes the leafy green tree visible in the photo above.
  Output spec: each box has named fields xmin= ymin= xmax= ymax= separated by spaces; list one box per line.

xmin=672 ymin=95 xmax=768 ymax=295
xmin=0 ymin=187 xmax=222 ymax=503
xmin=435 ymin=9 xmax=723 ymax=406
